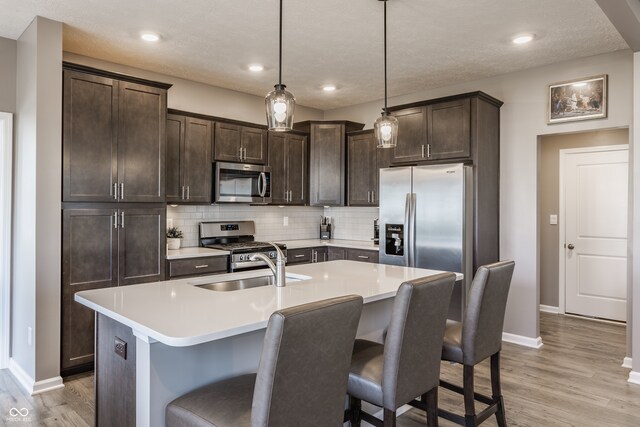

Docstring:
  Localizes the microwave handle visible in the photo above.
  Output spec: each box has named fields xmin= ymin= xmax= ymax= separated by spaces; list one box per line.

xmin=258 ymin=172 xmax=267 ymax=197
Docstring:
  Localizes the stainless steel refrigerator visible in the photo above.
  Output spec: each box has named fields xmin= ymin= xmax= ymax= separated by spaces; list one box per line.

xmin=378 ymin=163 xmax=473 ymax=318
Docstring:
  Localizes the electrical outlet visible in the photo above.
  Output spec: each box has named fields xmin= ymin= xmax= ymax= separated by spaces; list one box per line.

xmin=27 ymin=327 xmax=32 ymax=346
xmin=549 ymin=214 xmax=558 ymax=225
xmin=115 ymin=337 xmax=127 ymax=359
xmin=283 ymin=216 xmax=288 ymax=226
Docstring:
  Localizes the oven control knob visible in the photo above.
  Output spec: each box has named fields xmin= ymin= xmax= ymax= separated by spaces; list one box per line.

xmin=269 ymin=251 xmax=276 ymax=258
xmin=239 ymin=255 xmax=245 ymax=261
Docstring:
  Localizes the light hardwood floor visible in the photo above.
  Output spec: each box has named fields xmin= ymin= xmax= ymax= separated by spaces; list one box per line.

xmin=0 ymin=313 xmax=638 ymax=426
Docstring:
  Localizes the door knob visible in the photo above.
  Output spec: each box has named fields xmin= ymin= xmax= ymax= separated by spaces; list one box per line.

xmin=567 ymin=244 xmax=575 ymax=250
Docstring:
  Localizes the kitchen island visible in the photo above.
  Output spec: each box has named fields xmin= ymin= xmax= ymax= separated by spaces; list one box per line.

xmin=76 ymin=260 xmax=462 ymax=426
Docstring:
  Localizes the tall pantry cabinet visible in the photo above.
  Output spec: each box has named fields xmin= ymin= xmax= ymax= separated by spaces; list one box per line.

xmin=61 ymin=63 xmax=171 ymax=375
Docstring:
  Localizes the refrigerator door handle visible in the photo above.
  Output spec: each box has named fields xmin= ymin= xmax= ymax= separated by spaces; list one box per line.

xmin=404 ymin=193 xmax=411 ymax=267
xmin=410 ymin=193 xmax=417 ymax=267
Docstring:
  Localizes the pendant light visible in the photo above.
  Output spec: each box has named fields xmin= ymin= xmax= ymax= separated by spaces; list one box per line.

xmin=374 ymin=0 xmax=398 ymax=148
xmin=265 ymin=0 xmax=295 ymax=131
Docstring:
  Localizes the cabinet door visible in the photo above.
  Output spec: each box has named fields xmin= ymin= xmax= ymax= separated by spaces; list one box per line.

xmin=310 ymin=124 xmax=345 ymax=206
xmin=61 ymin=209 xmax=118 ymax=371
xmin=288 ymin=134 xmax=307 ymax=205
xmin=166 ymin=114 xmax=184 ymax=203
xmin=347 ymin=248 xmax=379 ymax=263
xmin=118 ymin=82 xmax=166 ymax=202
xmin=214 ymin=122 xmax=242 ymax=162
xmin=268 ymin=132 xmax=288 ymax=205
xmin=183 ymin=117 xmax=213 ymax=203
xmin=348 ymin=133 xmax=377 ymax=206
xmin=428 ymin=98 xmax=471 ymax=160
xmin=63 ymin=70 xmax=118 ymax=202
xmin=242 ymin=127 xmax=268 ymax=165
xmin=118 ymin=208 xmax=165 ymax=286
xmin=327 ymin=246 xmax=346 ymax=261
xmin=391 ymin=107 xmax=427 ymax=164
xmin=312 ymin=247 xmax=328 ymax=263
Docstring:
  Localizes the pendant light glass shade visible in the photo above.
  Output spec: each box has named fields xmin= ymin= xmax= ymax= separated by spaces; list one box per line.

xmin=266 ymin=84 xmax=295 ymax=131
xmin=374 ymin=113 xmax=398 ymax=148
xmin=266 ymin=0 xmax=295 ymax=131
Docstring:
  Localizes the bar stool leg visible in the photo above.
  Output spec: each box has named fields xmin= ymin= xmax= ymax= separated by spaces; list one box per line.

xmin=491 ymin=352 xmax=507 ymax=427
xmin=463 ymin=365 xmax=478 ymax=427
xmin=383 ymin=408 xmax=396 ymax=427
xmin=425 ymin=386 xmax=438 ymax=427
xmin=350 ymin=396 xmax=362 ymax=426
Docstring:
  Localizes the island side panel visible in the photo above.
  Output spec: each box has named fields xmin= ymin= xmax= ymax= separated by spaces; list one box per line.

xmin=96 ymin=313 xmax=136 ymax=427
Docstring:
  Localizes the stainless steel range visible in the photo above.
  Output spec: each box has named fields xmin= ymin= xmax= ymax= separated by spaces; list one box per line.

xmin=199 ymin=221 xmax=287 ymax=272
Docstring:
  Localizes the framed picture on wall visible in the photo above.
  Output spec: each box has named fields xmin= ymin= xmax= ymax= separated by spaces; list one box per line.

xmin=547 ymin=75 xmax=607 ymax=124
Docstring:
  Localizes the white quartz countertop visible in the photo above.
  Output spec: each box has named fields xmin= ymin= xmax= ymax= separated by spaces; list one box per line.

xmin=75 ymin=261 xmax=462 ymax=347
xmin=278 ymin=239 xmax=378 ymax=251
xmin=166 ymin=247 xmax=230 ymax=259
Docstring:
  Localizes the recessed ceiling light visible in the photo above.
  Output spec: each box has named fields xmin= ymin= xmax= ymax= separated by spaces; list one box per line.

xmin=141 ymin=33 xmax=160 ymax=42
xmin=249 ymin=64 xmax=264 ymax=72
xmin=512 ymin=34 xmax=534 ymax=44
xmin=322 ymin=85 xmax=337 ymax=92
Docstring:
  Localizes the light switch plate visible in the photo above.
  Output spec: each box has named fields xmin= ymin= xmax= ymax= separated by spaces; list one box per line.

xmin=549 ymin=214 xmax=558 ymax=225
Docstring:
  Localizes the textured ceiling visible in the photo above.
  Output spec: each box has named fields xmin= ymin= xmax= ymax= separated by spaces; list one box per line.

xmin=0 ymin=0 xmax=628 ymax=110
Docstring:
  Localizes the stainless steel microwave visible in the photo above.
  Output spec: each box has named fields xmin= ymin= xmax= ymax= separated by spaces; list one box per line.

xmin=213 ymin=162 xmax=272 ymax=204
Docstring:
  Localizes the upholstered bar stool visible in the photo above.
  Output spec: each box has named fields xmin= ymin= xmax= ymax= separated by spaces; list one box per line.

xmin=166 ymin=295 xmax=363 ymax=427
xmin=439 ymin=260 xmax=515 ymax=427
xmin=346 ymin=273 xmax=456 ymax=427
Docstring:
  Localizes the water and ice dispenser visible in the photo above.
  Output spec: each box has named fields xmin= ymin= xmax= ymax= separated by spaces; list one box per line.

xmin=384 ymin=224 xmax=404 ymax=256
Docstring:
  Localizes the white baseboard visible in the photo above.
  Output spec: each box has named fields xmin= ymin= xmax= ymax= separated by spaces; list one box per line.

xmin=502 ymin=332 xmax=543 ymax=349
xmin=628 ymin=371 xmax=640 ymax=385
xmin=539 ymin=305 xmax=559 ymax=314
xmin=622 ymin=357 xmax=633 ymax=369
xmin=8 ymin=358 xmax=64 ymax=395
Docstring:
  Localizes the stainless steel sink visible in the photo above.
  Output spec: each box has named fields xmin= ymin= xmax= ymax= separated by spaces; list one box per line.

xmin=195 ymin=274 xmax=309 ymax=292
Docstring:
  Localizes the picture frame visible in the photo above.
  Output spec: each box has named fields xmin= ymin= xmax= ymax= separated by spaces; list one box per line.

xmin=547 ymin=74 xmax=607 ymax=124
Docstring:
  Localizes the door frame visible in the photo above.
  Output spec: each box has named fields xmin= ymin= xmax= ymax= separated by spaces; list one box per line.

xmin=0 ymin=112 xmax=13 ymax=369
xmin=558 ymin=144 xmax=629 ymax=316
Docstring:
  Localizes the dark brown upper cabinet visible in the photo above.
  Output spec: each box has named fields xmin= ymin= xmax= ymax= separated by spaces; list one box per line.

xmin=427 ymin=98 xmax=471 ymax=160
xmin=293 ymin=121 xmax=364 ymax=207
xmin=347 ymin=130 xmax=394 ymax=207
xmin=61 ymin=206 xmax=165 ymax=373
xmin=62 ymin=65 xmax=170 ymax=203
xmin=214 ymin=122 xmax=268 ymax=165
xmin=268 ymin=131 xmax=308 ymax=205
xmin=390 ymin=107 xmax=428 ymax=164
xmin=166 ymin=114 xmax=213 ymax=203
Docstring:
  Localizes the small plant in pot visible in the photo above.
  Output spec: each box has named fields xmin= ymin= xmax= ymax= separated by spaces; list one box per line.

xmin=166 ymin=227 xmax=184 ymax=250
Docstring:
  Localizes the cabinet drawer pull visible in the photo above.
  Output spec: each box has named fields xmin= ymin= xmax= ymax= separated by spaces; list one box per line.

xmin=421 ymin=144 xmax=425 ymax=158
xmin=294 ymin=254 xmax=306 ymax=258
xmin=120 ymin=211 xmax=124 ymax=228
xmin=113 ymin=183 xmax=118 ymax=200
xmin=194 ymin=264 xmax=209 ymax=269
xmin=120 ymin=183 xmax=124 ymax=200
xmin=357 ymin=255 xmax=370 ymax=259
xmin=113 ymin=211 xmax=118 ymax=229
xmin=427 ymin=143 xmax=431 ymax=158
xmin=186 ymin=186 xmax=190 ymax=200
xmin=181 ymin=186 xmax=185 ymax=200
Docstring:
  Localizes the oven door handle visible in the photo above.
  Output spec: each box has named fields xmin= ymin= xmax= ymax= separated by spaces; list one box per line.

xmin=259 ymin=172 xmax=267 ymax=197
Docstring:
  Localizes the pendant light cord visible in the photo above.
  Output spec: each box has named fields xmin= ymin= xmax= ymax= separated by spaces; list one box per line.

xmin=383 ymin=0 xmax=388 ymax=115
xmin=279 ymin=0 xmax=283 ymax=86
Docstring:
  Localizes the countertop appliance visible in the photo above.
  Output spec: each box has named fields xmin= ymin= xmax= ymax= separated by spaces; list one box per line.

xmin=199 ymin=221 xmax=286 ymax=272
xmin=213 ymin=162 xmax=271 ymax=204
xmin=378 ymin=164 xmax=472 ymax=318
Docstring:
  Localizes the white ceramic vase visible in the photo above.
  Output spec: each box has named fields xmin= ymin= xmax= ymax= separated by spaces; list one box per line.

xmin=167 ymin=238 xmax=181 ymax=250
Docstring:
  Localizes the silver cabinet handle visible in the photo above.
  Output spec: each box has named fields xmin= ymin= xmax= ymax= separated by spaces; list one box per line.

xmin=367 ymin=191 xmax=370 ymax=203
xmin=357 ymin=255 xmax=370 ymax=259
xmin=427 ymin=143 xmax=431 ymax=158
xmin=243 ymin=147 xmax=247 ymax=160
xmin=238 ymin=147 xmax=242 ymax=160
xmin=311 ymin=250 xmax=316 ymax=263
xmin=421 ymin=144 xmax=425 ymax=158
xmin=194 ymin=264 xmax=209 ymax=269
xmin=113 ymin=183 xmax=118 ymax=200
xmin=372 ymin=190 xmax=375 ymax=203
xmin=120 ymin=211 xmax=124 ymax=228
xmin=113 ymin=211 xmax=118 ymax=229
xmin=294 ymin=254 xmax=305 ymax=258
xmin=186 ymin=186 xmax=190 ymax=200
xmin=181 ymin=186 xmax=185 ymax=200
xmin=323 ymin=252 xmax=327 ymax=262
xmin=120 ymin=183 xmax=124 ymax=200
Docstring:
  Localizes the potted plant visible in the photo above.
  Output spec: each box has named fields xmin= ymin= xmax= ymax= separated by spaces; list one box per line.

xmin=166 ymin=226 xmax=183 ymax=250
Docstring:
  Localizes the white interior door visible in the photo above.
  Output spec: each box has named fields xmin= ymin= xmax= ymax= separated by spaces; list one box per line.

xmin=562 ymin=145 xmax=628 ymax=321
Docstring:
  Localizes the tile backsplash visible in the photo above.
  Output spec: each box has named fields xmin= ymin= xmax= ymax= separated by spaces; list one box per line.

xmin=167 ymin=205 xmax=379 ymax=247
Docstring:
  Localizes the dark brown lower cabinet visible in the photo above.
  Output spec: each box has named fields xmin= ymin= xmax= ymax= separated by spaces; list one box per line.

xmin=327 ymin=246 xmax=379 ymax=263
xmin=61 ymin=206 xmax=165 ymax=375
xmin=286 ymin=247 xmax=327 ymax=265
xmin=167 ymin=256 xmax=228 ymax=279
xmin=96 ymin=314 xmax=136 ymax=427
xmin=328 ymin=246 xmax=346 ymax=261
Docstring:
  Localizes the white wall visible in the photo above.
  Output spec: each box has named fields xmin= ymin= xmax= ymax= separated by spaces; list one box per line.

xmin=0 ymin=37 xmax=16 ymax=113
xmin=63 ymin=52 xmax=324 ymax=124
xmin=12 ymin=16 xmax=63 ymax=390
xmin=325 ymin=49 xmax=634 ymax=340
xmin=632 ymin=51 xmax=640 ymax=379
